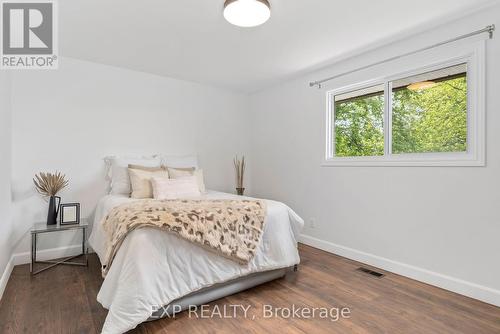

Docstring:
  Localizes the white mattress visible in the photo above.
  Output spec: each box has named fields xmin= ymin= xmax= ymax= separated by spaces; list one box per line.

xmin=89 ymin=191 xmax=304 ymax=334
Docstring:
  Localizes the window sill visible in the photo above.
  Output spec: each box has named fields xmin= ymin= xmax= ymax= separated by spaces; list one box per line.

xmin=322 ymin=154 xmax=485 ymax=167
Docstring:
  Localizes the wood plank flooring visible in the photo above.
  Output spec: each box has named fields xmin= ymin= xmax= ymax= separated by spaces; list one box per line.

xmin=1 ymin=244 xmax=499 ymax=333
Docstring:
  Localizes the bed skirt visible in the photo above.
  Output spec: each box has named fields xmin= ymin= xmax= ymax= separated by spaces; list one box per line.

xmin=148 ymin=266 xmax=294 ymax=321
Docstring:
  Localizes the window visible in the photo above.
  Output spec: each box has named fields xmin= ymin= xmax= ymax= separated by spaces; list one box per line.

xmin=334 ymin=84 xmax=384 ymax=157
xmin=391 ymin=64 xmax=467 ymax=155
xmin=325 ymin=52 xmax=485 ymax=166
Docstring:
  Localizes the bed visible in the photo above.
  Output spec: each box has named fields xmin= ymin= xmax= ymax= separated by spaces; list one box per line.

xmin=89 ymin=190 xmax=303 ymax=334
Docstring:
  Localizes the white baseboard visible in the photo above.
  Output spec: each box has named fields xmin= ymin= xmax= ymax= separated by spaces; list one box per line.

xmin=12 ymin=244 xmax=84 ymax=266
xmin=0 ymin=256 xmax=14 ymax=300
xmin=4 ymin=236 xmax=500 ymax=308
xmin=300 ymin=234 xmax=500 ymax=307
xmin=0 ymin=244 xmax=86 ymax=300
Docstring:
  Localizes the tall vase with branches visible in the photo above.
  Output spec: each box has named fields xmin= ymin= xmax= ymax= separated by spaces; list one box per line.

xmin=234 ymin=155 xmax=245 ymax=196
xmin=33 ymin=171 xmax=68 ymax=225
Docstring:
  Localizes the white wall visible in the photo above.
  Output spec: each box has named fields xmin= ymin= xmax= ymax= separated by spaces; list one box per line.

xmin=10 ymin=58 xmax=250 ymax=256
xmin=5 ymin=5 xmax=500 ymax=307
xmin=0 ymin=73 xmax=13 ymax=293
xmin=249 ymin=6 xmax=500 ymax=305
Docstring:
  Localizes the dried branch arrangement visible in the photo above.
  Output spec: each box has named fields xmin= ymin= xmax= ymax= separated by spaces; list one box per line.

xmin=233 ymin=155 xmax=245 ymax=189
xmin=33 ymin=171 xmax=68 ymax=197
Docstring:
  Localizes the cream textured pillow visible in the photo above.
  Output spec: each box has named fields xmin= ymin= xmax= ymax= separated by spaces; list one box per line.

xmin=152 ymin=176 xmax=201 ymax=200
xmin=107 ymin=156 xmax=162 ymax=195
xmin=129 ymin=168 xmax=169 ymax=199
xmin=167 ymin=167 xmax=195 ymax=178
xmin=128 ymin=164 xmax=166 ymax=172
xmin=167 ymin=167 xmax=206 ymax=193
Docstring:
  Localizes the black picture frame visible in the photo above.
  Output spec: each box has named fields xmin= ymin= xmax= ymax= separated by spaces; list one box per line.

xmin=59 ymin=203 xmax=80 ymax=225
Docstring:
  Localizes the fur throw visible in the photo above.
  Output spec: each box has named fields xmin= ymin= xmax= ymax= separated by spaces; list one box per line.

xmin=101 ymin=199 xmax=267 ymax=276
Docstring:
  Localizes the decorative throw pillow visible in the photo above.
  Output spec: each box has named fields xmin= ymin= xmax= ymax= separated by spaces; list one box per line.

xmin=128 ymin=164 xmax=167 ymax=172
xmin=129 ymin=168 xmax=169 ymax=199
xmin=167 ymin=167 xmax=196 ymax=178
xmin=107 ymin=156 xmax=161 ymax=195
xmin=151 ymin=176 xmax=201 ymax=200
xmin=167 ymin=167 xmax=207 ymax=194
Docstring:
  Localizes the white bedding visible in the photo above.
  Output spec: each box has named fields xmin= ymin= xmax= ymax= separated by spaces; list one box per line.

xmin=89 ymin=191 xmax=304 ymax=334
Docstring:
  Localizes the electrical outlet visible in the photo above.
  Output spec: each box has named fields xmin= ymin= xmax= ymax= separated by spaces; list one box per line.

xmin=309 ymin=218 xmax=316 ymax=228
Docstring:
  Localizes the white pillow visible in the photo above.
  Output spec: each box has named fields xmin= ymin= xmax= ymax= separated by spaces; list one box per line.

xmin=129 ymin=168 xmax=169 ymax=199
xmin=152 ymin=176 xmax=201 ymax=200
xmin=160 ymin=155 xmax=198 ymax=169
xmin=168 ymin=167 xmax=206 ymax=194
xmin=106 ymin=156 xmax=161 ymax=195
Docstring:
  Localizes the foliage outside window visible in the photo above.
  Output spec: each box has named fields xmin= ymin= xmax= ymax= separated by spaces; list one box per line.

xmin=330 ymin=63 xmax=471 ymax=163
xmin=334 ymin=84 xmax=384 ymax=157
xmin=391 ymin=65 xmax=467 ymax=154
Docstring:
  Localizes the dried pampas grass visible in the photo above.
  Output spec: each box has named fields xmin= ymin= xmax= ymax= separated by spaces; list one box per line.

xmin=33 ymin=171 xmax=68 ymax=197
xmin=233 ymin=155 xmax=245 ymax=189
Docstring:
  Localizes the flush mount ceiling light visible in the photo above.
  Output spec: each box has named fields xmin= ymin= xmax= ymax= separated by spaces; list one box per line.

xmin=223 ymin=0 xmax=271 ymax=28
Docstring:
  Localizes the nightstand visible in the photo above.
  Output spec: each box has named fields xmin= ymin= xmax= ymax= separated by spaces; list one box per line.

xmin=30 ymin=219 xmax=89 ymax=275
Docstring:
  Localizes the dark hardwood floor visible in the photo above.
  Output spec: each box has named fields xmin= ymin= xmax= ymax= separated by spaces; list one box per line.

xmin=1 ymin=244 xmax=500 ymax=333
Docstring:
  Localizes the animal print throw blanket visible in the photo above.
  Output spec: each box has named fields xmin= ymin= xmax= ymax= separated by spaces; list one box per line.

xmin=101 ymin=199 xmax=267 ymax=276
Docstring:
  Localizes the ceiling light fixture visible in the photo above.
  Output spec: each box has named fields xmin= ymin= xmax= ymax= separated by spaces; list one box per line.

xmin=407 ymin=81 xmax=437 ymax=91
xmin=223 ymin=0 xmax=271 ymax=28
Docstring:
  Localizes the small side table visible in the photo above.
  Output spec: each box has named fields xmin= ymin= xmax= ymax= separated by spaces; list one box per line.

xmin=30 ymin=220 xmax=89 ymax=275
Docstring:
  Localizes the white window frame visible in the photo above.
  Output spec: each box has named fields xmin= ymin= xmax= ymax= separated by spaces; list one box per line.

xmin=324 ymin=43 xmax=485 ymax=167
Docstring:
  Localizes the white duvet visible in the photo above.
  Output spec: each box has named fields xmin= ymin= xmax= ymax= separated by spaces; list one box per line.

xmin=89 ymin=191 xmax=304 ymax=334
